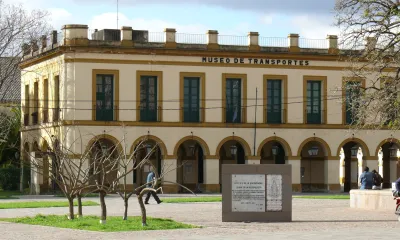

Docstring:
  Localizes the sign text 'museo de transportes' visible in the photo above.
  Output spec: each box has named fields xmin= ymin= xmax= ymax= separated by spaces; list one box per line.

xmin=202 ymin=57 xmax=310 ymax=66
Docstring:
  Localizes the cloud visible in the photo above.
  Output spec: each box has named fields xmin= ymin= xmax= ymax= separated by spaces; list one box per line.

xmin=290 ymin=14 xmax=339 ymax=39
xmin=48 ymin=8 xmax=73 ymax=30
xmin=260 ymin=14 xmax=275 ymax=25
xmin=72 ymin=0 xmax=336 ymax=14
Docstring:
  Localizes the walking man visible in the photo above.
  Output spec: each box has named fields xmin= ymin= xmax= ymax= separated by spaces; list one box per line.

xmin=144 ymin=166 xmax=162 ymax=204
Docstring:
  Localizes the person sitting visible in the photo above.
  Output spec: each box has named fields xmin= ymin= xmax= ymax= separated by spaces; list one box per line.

xmin=359 ymin=166 xmax=374 ymax=190
xmin=372 ymin=169 xmax=383 ymax=190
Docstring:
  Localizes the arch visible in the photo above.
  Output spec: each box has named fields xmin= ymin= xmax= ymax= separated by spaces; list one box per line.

xmin=130 ymin=135 xmax=168 ymax=156
xmin=173 ymin=136 xmax=211 ymax=157
xmin=336 ymin=138 xmax=370 ymax=157
xmin=215 ymin=136 xmax=252 ymax=158
xmin=85 ymin=134 xmax=123 ymax=155
xmin=41 ymin=140 xmax=49 ymax=151
xmin=375 ymin=138 xmax=400 ymax=156
xmin=296 ymin=137 xmax=332 ymax=157
xmin=32 ymin=141 xmax=40 ymax=152
xmin=257 ymin=136 xmax=292 ymax=157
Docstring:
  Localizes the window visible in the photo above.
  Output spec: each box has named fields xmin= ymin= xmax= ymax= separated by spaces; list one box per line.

xmin=96 ymin=74 xmax=114 ymax=121
xmin=32 ymin=82 xmax=39 ymax=125
xmin=24 ymin=85 xmax=29 ymax=126
xmin=267 ymin=80 xmax=282 ymax=124
xmin=183 ymin=77 xmax=200 ymax=122
xmin=306 ymin=81 xmax=322 ymax=124
xmin=53 ymin=76 xmax=60 ymax=121
xmin=345 ymin=81 xmax=361 ymax=125
xmin=43 ymin=79 xmax=48 ymax=123
xmin=225 ymin=78 xmax=242 ymax=123
xmin=382 ymin=80 xmax=397 ymax=125
xmin=140 ymin=76 xmax=158 ymax=122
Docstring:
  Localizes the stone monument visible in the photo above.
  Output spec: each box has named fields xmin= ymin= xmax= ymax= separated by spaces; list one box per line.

xmin=221 ymin=164 xmax=292 ymax=222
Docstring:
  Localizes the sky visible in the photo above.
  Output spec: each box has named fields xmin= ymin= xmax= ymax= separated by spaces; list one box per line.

xmin=6 ymin=0 xmax=338 ymax=39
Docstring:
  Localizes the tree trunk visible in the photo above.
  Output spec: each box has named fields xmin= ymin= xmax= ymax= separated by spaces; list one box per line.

xmin=67 ymin=197 xmax=74 ymax=220
xmin=77 ymin=194 xmax=83 ymax=218
xmin=123 ymin=198 xmax=128 ymax=220
xmin=137 ymin=194 xmax=147 ymax=226
xmin=99 ymin=191 xmax=107 ymax=224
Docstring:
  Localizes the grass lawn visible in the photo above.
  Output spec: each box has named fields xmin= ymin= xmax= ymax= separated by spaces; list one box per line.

xmin=0 ymin=191 xmax=22 ymax=200
xmin=55 ymin=193 xmax=99 ymax=198
xmin=163 ymin=197 xmax=222 ymax=203
xmin=293 ymin=195 xmax=350 ymax=200
xmin=163 ymin=195 xmax=350 ymax=203
xmin=0 ymin=201 xmax=99 ymax=209
xmin=0 ymin=215 xmax=197 ymax=232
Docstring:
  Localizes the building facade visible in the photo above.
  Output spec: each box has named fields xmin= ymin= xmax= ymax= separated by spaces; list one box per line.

xmin=20 ymin=24 xmax=400 ymax=194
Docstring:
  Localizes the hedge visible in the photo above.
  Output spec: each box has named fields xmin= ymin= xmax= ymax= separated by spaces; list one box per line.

xmin=0 ymin=166 xmax=30 ymax=191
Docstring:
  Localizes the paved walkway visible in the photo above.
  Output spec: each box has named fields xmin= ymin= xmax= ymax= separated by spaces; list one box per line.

xmin=0 ymin=195 xmax=398 ymax=239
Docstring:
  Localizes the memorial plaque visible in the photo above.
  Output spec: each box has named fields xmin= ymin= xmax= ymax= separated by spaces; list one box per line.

xmin=266 ymin=174 xmax=283 ymax=212
xmin=231 ymin=174 xmax=265 ymax=212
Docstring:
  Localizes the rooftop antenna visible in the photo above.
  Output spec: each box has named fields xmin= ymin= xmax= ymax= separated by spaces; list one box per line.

xmin=117 ymin=0 xmax=119 ymax=29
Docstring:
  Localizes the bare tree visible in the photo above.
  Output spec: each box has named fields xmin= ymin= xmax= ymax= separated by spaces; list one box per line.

xmin=95 ymin=128 xmax=193 ymax=225
xmin=0 ymin=0 xmax=50 ymax=99
xmin=24 ymin=127 xmax=110 ymax=220
xmin=335 ymin=0 xmax=400 ymax=130
xmin=25 ymin=125 xmax=193 ymax=225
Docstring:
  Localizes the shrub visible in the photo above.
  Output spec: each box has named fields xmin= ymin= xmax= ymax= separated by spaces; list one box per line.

xmin=0 ymin=166 xmax=29 ymax=191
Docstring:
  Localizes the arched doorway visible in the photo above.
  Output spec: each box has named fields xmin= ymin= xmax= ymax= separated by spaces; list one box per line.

xmin=260 ymin=141 xmax=286 ymax=164
xmin=378 ymin=141 xmax=400 ymax=188
xmin=132 ymin=139 xmax=162 ymax=188
xmin=340 ymin=141 xmax=366 ymax=192
xmin=41 ymin=141 xmax=50 ymax=192
xmin=89 ymin=138 xmax=119 ymax=186
xmin=50 ymin=138 xmax=61 ymax=193
xmin=176 ymin=140 xmax=205 ymax=193
xmin=300 ymin=141 xmax=328 ymax=192
xmin=218 ymin=140 xmax=246 ymax=191
xmin=22 ymin=142 xmax=31 ymax=191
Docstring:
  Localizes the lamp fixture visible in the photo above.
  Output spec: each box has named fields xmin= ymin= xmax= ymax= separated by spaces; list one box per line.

xmin=188 ymin=144 xmax=196 ymax=156
xmin=390 ymin=146 xmax=397 ymax=157
xmin=308 ymin=146 xmax=319 ymax=156
xmin=272 ymin=145 xmax=279 ymax=156
xmin=351 ymin=146 xmax=358 ymax=156
xmin=230 ymin=145 xmax=237 ymax=156
xmin=145 ymin=144 xmax=152 ymax=155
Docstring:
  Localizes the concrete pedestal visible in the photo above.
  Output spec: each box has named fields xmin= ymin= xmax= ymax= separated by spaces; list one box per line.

xmin=350 ymin=189 xmax=394 ymax=211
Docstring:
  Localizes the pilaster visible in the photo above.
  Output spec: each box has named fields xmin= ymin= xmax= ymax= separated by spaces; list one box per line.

xmin=288 ymin=33 xmax=300 ymax=52
xmin=164 ymin=28 xmax=177 ymax=49
xmin=207 ymin=30 xmax=219 ymax=50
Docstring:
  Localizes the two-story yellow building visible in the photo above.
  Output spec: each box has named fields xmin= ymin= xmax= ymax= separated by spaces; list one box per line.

xmin=20 ymin=24 xmax=400 ymax=194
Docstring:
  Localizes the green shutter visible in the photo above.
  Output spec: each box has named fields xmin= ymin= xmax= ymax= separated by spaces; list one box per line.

xmin=307 ymin=81 xmax=321 ymax=124
xmin=140 ymin=76 xmax=158 ymax=122
xmin=96 ymin=75 xmax=114 ymax=121
xmin=267 ymin=80 xmax=282 ymax=124
xmin=226 ymin=78 xmax=241 ymax=123
xmin=183 ymin=77 xmax=200 ymax=122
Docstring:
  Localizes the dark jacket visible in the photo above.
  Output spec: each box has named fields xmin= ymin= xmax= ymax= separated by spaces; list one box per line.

xmin=395 ymin=178 xmax=400 ymax=192
xmin=373 ymin=172 xmax=383 ymax=186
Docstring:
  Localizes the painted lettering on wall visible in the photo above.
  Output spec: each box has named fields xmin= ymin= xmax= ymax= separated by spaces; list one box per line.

xmin=201 ymin=57 xmax=310 ymax=66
